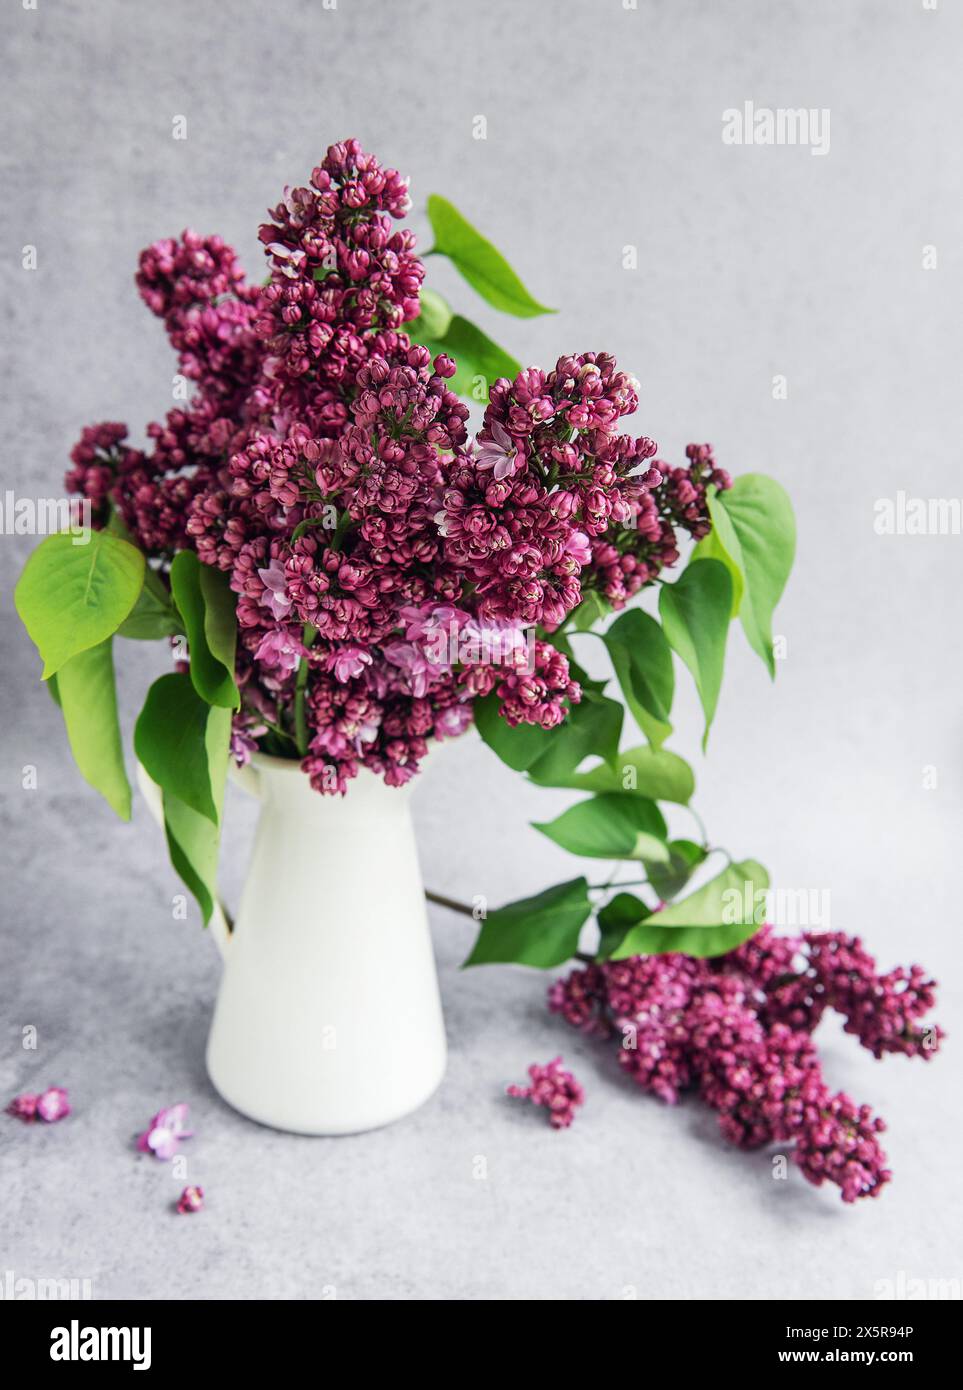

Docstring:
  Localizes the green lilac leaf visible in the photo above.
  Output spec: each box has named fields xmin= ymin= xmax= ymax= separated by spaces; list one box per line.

xmin=645 ymin=839 xmax=708 ymax=902
xmin=601 ymin=608 xmax=675 ymax=748
xmin=473 ymin=691 xmax=555 ymax=772
xmin=169 ymin=550 xmax=240 ymax=708
xmin=427 ymin=194 xmax=555 ymax=318
xmin=707 ymin=476 xmax=795 ymax=678
xmin=163 ymin=790 xmax=219 ymax=925
xmin=198 ymin=560 xmax=239 ymax=686
xmin=533 ymin=744 xmax=694 ymax=804
xmin=658 ymin=559 xmax=732 ymax=748
xmin=15 ymin=529 xmax=145 ymax=678
xmin=611 ymin=858 xmax=770 ymax=959
xmin=116 ymin=582 xmax=181 ymax=640
xmin=54 ymin=639 xmax=131 ymax=819
xmin=526 ymin=690 xmax=623 ymax=784
xmin=464 ymin=877 xmax=592 ymax=968
xmin=406 ymin=286 xmax=453 ymax=339
xmin=691 ymin=527 xmax=743 ymax=617
xmin=533 ymin=793 xmax=670 ymax=863
xmin=596 ymin=891 xmax=651 ymax=959
xmin=571 ymin=591 xmax=611 ymax=632
xmin=134 ymin=672 xmax=228 ymax=824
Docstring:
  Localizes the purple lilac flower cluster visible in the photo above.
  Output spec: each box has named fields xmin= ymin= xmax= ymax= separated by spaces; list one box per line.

xmin=588 ymin=443 xmax=732 ymax=607
xmin=548 ymin=926 xmax=942 ymax=1202
xmin=507 ymin=1056 xmax=585 ymax=1129
xmin=64 ymin=140 xmax=724 ymax=794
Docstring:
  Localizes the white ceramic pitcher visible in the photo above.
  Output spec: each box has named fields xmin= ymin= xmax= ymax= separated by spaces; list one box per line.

xmin=137 ymin=753 xmax=447 ymax=1135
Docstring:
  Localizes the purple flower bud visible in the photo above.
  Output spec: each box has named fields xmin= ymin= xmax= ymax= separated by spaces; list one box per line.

xmin=176 ymin=1185 xmax=204 ymax=1214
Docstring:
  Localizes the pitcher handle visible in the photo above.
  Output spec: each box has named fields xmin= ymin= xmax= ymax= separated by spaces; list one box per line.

xmin=135 ymin=761 xmax=232 ymax=961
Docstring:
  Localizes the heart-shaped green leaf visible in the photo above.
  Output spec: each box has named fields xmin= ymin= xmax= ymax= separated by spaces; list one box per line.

xmin=596 ymin=891 xmax=651 ymax=959
xmin=601 ymin=608 xmax=675 ymax=748
xmin=170 ymin=551 xmax=239 ymax=708
xmin=427 ymin=194 xmax=555 ymax=318
xmin=645 ymin=839 xmax=708 ymax=902
xmin=571 ymin=591 xmax=611 ymax=632
xmin=53 ymin=639 xmax=131 ymax=819
xmin=464 ymin=877 xmax=592 ymax=968
xmin=691 ymin=527 xmax=743 ymax=616
xmin=473 ymin=691 xmax=557 ymax=772
xmin=707 ymin=476 xmax=795 ymax=678
xmin=610 ymin=859 xmax=769 ymax=958
xmin=529 ymin=744 xmax=694 ymax=805
xmin=475 ymin=685 xmax=620 ymax=779
xmin=526 ymin=690 xmax=623 ymax=784
xmin=407 ymin=286 xmax=453 ymax=340
xmin=134 ymin=672 xmax=230 ymax=824
xmin=117 ymin=581 xmax=181 ymax=640
xmin=15 ymin=529 xmax=145 ymax=678
xmin=658 ymin=559 xmax=732 ymax=748
xmin=163 ymin=789 xmax=220 ymax=926
xmin=199 ymin=562 xmax=239 ymax=676
xmin=533 ymin=793 xmax=669 ymax=863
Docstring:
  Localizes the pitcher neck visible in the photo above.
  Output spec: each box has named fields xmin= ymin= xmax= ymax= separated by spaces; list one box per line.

xmin=249 ymin=755 xmax=416 ymax=823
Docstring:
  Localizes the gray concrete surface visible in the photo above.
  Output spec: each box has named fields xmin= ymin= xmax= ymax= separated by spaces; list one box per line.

xmin=1 ymin=0 xmax=961 ymax=1300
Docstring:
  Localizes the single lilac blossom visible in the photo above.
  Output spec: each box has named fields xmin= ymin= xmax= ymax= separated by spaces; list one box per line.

xmin=327 ymin=645 xmax=373 ymax=683
xmin=36 ymin=1087 xmax=71 ymax=1123
xmin=382 ymin=641 xmax=438 ymax=697
xmin=253 ymin=626 xmax=302 ymax=674
xmin=476 ymin=421 xmax=523 ymax=481
xmin=137 ymin=1103 xmax=193 ymax=1161
xmin=435 ymin=703 xmax=473 ymax=738
xmin=256 ymin=559 xmax=293 ymax=620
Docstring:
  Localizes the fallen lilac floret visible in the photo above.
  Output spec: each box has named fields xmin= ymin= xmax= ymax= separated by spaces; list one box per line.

xmin=6 ymin=1087 xmax=71 ymax=1123
xmin=137 ymin=1102 xmax=193 ymax=1160
xmin=176 ymin=1185 xmax=204 ymax=1214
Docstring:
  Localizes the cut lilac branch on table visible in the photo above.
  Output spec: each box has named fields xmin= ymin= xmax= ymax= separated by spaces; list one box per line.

xmin=548 ymin=928 xmax=942 ymax=1203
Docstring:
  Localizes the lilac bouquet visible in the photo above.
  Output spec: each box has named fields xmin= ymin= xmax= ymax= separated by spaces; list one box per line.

xmin=16 ymin=138 xmax=780 ymax=926
xmin=62 ymin=143 xmax=729 ymax=794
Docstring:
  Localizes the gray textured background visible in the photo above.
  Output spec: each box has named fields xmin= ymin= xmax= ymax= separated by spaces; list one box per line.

xmin=2 ymin=0 xmax=961 ymax=1300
